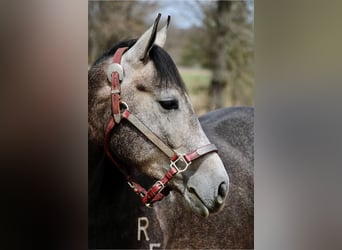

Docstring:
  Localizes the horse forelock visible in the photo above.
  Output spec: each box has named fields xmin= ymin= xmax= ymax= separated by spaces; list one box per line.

xmin=149 ymin=45 xmax=187 ymax=92
xmin=89 ymin=39 xmax=186 ymax=93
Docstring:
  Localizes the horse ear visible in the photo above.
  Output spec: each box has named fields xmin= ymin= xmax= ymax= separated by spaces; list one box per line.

xmin=124 ymin=13 xmax=161 ymax=64
xmin=155 ymin=16 xmax=171 ymax=48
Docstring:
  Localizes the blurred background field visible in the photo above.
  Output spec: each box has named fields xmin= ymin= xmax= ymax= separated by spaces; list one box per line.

xmin=179 ymin=66 xmax=253 ymax=115
xmin=89 ymin=0 xmax=254 ymax=114
xmin=178 ymin=67 xmax=211 ymax=115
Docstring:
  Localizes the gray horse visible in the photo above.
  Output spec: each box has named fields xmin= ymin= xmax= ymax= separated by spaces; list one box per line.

xmin=89 ymin=107 xmax=254 ymax=249
xmin=88 ymin=15 xmax=231 ymax=249
xmin=154 ymin=107 xmax=254 ymax=249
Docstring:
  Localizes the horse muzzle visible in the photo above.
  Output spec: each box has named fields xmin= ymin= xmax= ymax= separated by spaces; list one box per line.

xmin=183 ymin=153 xmax=229 ymax=217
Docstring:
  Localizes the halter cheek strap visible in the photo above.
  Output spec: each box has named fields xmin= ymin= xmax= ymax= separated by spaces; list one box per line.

xmin=107 ymin=47 xmax=126 ymax=123
xmin=104 ymin=47 xmax=218 ymax=207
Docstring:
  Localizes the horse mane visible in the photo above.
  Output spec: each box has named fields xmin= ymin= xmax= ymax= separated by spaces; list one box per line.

xmin=91 ymin=39 xmax=187 ymax=92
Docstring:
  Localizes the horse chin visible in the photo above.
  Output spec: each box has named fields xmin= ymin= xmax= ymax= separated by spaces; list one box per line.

xmin=184 ymin=190 xmax=210 ymax=218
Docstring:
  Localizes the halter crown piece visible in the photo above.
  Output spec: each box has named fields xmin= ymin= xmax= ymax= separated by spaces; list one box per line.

xmin=104 ymin=47 xmax=218 ymax=207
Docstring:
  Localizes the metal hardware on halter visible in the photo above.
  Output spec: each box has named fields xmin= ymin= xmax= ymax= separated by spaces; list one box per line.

xmin=107 ymin=63 xmax=124 ymax=82
xmin=127 ymin=180 xmax=134 ymax=188
xmin=119 ymin=101 xmax=129 ymax=112
xmin=111 ymin=89 xmax=120 ymax=95
xmin=140 ymin=181 xmax=165 ymax=208
xmin=127 ymin=181 xmax=146 ymax=198
xmin=170 ymin=154 xmax=191 ymax=173
xmin=155 ymin=181 xmax=165 ymax=193
xmin=127 ymin=180 xmax=137 ymax=191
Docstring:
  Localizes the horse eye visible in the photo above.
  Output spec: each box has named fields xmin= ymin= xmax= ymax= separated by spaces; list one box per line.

xmin=158 ymin=99 xmax=179 ymax=110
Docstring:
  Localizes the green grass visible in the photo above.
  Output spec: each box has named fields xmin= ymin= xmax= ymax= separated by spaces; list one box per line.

xmin=178 ymin=67 xmax=212 ymax=115
xmin=179 ymin=67 xmax=211 ymax=95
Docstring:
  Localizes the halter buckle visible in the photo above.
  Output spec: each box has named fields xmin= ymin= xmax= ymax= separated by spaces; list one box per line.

xmin=170 ymin=154 xmax=191 ymax=173
xmin=155 ymin=181 xmax=165 ymax=193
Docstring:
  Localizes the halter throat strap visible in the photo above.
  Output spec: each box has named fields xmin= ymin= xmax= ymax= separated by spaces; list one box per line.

xmin=103 ymin=47 xmax=218 ymax=207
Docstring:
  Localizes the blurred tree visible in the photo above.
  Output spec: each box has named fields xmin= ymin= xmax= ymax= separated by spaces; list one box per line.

xmin=209 ymin=1 xmax=232 ymax=109
xmin=88 ymin=1 xmax=157 ymax=65
xmin=181 ymin=0 xmax=254 ymax=108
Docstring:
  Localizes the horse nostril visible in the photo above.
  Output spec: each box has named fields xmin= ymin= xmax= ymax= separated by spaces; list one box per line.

xmin=216 ymin=182 xmax=228 ymax=204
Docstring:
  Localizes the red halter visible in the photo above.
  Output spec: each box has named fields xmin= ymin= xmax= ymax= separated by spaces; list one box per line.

xmin=104 ymin=47 xmax=218 ymax=207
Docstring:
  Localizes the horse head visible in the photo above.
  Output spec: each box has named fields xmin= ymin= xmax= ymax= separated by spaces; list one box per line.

xmin=89 ymin=14 xmax=229 ymax=217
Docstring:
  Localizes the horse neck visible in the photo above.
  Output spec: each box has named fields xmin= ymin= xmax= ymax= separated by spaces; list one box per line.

xmin=88 ymin=140 xmax=142 ymax=248
xmin=89 ymin=139 xmax=142 ymax=209
xmin=152 ymin=192 xmax=184 ymax=247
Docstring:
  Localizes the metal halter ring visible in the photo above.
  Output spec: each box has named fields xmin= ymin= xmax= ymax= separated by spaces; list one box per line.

xmin=170 ymin=154 xmax=191 ymax=173
xmin=119 ymin=101 xmax=129 ymax=112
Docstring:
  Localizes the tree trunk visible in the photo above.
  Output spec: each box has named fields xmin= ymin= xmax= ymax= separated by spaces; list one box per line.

xmin=209 ymin=1 xmax=232 ymax=109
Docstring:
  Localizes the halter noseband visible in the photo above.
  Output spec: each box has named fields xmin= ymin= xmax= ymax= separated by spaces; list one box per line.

xmin=104 ymin=47 xmax=218 ymax=207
